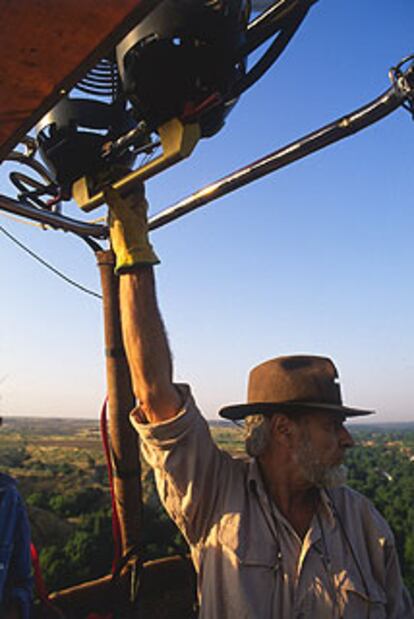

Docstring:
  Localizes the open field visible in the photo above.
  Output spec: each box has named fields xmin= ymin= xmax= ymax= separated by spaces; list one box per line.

xmin=0 ymin=417 xmax=413 ymax=596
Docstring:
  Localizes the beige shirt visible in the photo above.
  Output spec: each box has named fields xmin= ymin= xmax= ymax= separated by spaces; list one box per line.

xmin=131 ymin=386 xmax=413 ymax=619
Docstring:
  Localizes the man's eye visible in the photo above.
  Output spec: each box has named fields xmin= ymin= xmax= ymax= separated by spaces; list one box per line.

xmin=326 ymin=420 xmax=343 ymax=431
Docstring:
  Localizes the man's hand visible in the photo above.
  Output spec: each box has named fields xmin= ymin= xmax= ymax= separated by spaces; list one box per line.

xmin=4 ymin=600 xmax=22 ymax=619
xmin=105 ymin=184 xmax=159 ymax=274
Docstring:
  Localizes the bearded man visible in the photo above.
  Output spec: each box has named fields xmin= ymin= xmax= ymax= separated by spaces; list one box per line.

xmin=106 ymin=186 xmax=413 ymax=619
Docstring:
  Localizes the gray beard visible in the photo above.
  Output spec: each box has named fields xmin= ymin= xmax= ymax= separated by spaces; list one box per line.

xmin=309 ymin=463 xmax=348 ymax=488
xmin=294 ymin=440 xmax=348 ymax=489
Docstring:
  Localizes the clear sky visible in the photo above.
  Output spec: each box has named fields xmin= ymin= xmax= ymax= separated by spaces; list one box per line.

xmin=1 ymin=0 xmax=413 ymax=423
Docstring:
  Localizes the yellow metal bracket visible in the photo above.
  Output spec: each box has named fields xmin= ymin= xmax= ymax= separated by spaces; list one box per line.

xmin=73 ymin=118 xmax=201 ymax=212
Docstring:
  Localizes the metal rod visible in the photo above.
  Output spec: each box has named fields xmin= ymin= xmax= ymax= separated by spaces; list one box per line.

xmin=148 ymin=81 xmax=409 ymax=231
xmin=232 ymin=5 xmax=310 ymax=100
xmin=50 ymin=555 xmax=196 ymax=615
xmin=96 ymin=250 xmax=142 ymax=559
xmin=0 ymin=194 xmax=107 ymax=238
xmin=1 ymin=68 xmax=412 ymax=237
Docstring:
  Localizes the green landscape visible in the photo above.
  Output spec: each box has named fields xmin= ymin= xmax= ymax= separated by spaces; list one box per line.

xmin=1 ymin=417 xmax=413 ymax=601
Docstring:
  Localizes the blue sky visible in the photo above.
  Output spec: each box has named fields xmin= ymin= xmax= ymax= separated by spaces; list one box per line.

xmin=1 ymin=0 xmax=413 ymax=422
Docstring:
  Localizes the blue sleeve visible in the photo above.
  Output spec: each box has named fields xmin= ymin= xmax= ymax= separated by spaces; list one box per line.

xmin=5 ymin=494 xmax=33 ymax=619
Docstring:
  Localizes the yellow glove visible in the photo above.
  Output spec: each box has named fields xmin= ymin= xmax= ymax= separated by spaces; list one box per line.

xmin=104 ymin=185 xmax=160 ymax=274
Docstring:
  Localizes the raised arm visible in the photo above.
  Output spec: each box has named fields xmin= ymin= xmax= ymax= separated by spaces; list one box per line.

xmin=105 ymin=186 xmax=181 ymax=423
xmin=106 ymin=185 xmax=242 ymax=547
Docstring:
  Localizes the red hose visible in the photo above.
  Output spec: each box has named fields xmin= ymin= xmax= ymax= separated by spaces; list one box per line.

xmin=99 ymin=397 xmax=122 ymax=573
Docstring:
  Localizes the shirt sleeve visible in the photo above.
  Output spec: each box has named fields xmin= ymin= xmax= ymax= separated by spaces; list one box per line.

xmin=5 ymin=494 xmax=33 ymax=619
xmin=130 ymin=384 xmax=243 ymax=547
xmin=358 ymin=491 xmax=412 ymax=618
xmin=383 ymin=535 xmax=414 ymax=619
xmin=365 ymin=500 xmax=413 ymax=618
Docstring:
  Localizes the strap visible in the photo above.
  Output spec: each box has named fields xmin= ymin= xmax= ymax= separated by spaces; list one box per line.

xmin=100 ymin=397 xmax=122 ymax=573
xmin=30 ymin=543 xmax=64 ymax=616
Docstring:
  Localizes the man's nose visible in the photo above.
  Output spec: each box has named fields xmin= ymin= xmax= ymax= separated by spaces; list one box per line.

xmin=339 ymin=425 xmax=354 ymax=448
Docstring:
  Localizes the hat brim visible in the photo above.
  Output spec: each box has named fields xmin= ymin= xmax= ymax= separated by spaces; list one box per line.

xmin=218 ymin=401 xmax=375 ymax=421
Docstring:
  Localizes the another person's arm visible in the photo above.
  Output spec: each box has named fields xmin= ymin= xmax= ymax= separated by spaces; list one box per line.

xmin=3 ymin=488 xmax=32 ymax=619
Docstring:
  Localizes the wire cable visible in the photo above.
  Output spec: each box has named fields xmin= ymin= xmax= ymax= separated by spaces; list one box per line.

xmin=230 ymin=3 xmax=310 ymax=100
xmin=0 ymin=224 xmax=102 ymax=300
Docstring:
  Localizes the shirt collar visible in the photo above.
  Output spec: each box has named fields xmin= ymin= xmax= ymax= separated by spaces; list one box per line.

xmin=247 ymin=458 xmax=266 ymax=497
xmin=319 ymin=488 xmax=337 ymax=529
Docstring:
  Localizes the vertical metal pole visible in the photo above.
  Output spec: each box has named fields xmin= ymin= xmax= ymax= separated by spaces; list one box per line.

xmin=96 ymin=249 xmax=142 ymax=558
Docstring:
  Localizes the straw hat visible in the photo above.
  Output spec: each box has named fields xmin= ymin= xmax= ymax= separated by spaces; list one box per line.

xmin=219 ymin=355 xmax=374 ymax=420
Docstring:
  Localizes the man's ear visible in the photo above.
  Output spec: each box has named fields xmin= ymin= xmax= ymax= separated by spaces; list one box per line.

xmin=269 ymin=414 xmax=296 ymax=446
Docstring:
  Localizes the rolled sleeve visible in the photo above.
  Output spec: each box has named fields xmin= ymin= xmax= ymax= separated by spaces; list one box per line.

xmin=131 ymin=385 xmax=198 ymax=449
xmin=130 ymin=385 xmax=239 ymax=548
